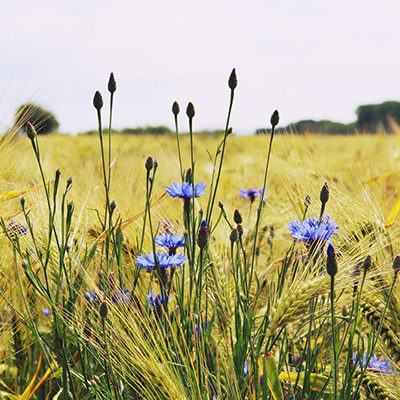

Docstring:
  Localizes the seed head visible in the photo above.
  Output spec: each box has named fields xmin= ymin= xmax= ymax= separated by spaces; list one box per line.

xmin=270 ymin=110 xmax=279 ymax=127
xmin=99 ymin=301 xmax=108 ymax=319
xmin=393 ymin=255 xmax=400 ymax=275
xmin=186 ymin=102 xmax=195 ymax=119
xmin=93 ymin=91 xmax=103 ymax=110
xmin=234 ymin=209 xmax=242 ymax=224
xmin=326 ymin=243 xmax=338 ymax=277
xmin=26 ymin=122 xmax=36 ymax=140
xmin=197 ymin=220 xmax=208 ymax=249
xmin=229 ymin=228 xmax=238 ymax=243
xmin=228 ymin=68 xmax=237 ymax=90
xmin=145 ymin=156 xmax=154 ymax=172
xmin=172 ymin=101 xmax=180 ymax=116
xmin=108 ymin=72 xmax=117 ymax=93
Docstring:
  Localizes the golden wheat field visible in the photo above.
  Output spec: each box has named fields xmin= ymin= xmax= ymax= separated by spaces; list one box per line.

xmin=2 ymin=129 xmax=400 ymax=399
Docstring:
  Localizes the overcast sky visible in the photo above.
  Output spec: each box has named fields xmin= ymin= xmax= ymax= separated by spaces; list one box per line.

xmin=0 ymin=0 xmax=399 ymax=134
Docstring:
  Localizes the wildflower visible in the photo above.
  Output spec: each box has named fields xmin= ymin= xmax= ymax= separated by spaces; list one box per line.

xmin=239 ymin=187 xmax=268 ymax=203
xmin=111 ymin=289 xmax=131 ymax=304
xmin=393 ymin=255 xmax=400 ymax=275
xmin=234 ymin=209 xmax=242 ymax=224
xmin=135 ymin=252 xmax=187 ymax=270
xmin=155 ymin=232 xmax=185 ymax=255
xmin=42 ymin=308 xmax=52 ymax=317
xmin=86 ymin=290 xmax=99 ymax=305
xmin=166 ymin=181 xmax=206 ymax=199
xmin=7 ymin=219 xmax=28 ymax=237
xmin=353 ymin=353 xmax=392 ymax=374
xmin=287 ymin=215 xmax=338 ymax=244
xmin=99 ymin=301 xmax=108 ymax=319
xmin=146 ymin=289 xmax=171 ymax=308
xmin=194 ymin=321 xmax=211 ymax=335
xmin=270 ymin=110 xmax=280 ymax=127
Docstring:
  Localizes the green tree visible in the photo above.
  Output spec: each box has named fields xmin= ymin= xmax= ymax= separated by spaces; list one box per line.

xmin=14 ymin=103 xmax=59 ymax=134
xmin=356 ymin=101 xmax=400 ymax=132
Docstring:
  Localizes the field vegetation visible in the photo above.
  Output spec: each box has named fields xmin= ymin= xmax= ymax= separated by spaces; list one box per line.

xmin=1 ymin=71 xmax=400 ymax=399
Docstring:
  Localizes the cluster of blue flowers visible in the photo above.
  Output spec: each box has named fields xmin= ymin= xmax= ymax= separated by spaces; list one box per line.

xmin=287 ymin=215 xmax=338 ymax=244
xmin=86 ymin=289 xmax=131 ymax=305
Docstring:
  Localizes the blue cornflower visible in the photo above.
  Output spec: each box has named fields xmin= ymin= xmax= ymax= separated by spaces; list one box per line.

xmin=146 ymin=289 xmax=171 ymax=308
xmin=87 ymin=290 xmax=99 ymax=304
xmin=353 ymin=353 xmax=392 ymax=374
xmin=111 ymin=289 xmax=131 ymax=304
xmin=7 ymin=219 xmax=28 ymax=237
xmin=239 ymin=187 xmax=268 ymax=203
xmin=155 ymin=232 xmax=185 ymax=254
xmin=136 ymin=252 xmax=187 ymax=270
xmin=287 ymin=215 xmax=338 ymax=244
xmin=42 ymin=308 xmax=52 ymax=317
xmin=194 ymin=321 xmax=211 ymax=334
xmin=166 ymin=181 xmax=206 ymax=199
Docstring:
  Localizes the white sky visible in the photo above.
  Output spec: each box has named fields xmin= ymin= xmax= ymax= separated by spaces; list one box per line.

xmin=0 ymin=0 xmax=399 ymax=134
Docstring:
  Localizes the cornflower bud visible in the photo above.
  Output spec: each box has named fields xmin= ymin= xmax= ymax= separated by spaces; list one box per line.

xmin=362 ymin=255 xmax=371 ymax=273
xmin=109 ymin=200 xmax=116 ymax=214
xmin=99 ymin=301 xmax=108 ymax=319
xmin=172 ymin=101 xmax=180 ymax=116
xmin=326 ymin=243 xmax=338 ymax=277
xmin=218 ymin=201 xmax=224 ymax=210
xmin=185 ymin=168 xmax=193 ymax=184
xmin=145 ymin=156 xmax=154 ymax=172
xmin=230 ymin=228 xmax=238 ymax=243
xmin=270 ymin=110 xmax=279 ymax=127
xmin=234 ymin=209 xmax=242 ymax=224
xmin=153 ymin=158 xmax=158 ymax=170
xmin=227 ymin=127 xmax=233 ymax=135
xmin=186 ymin=102 xmax=195 ymax=119
xmin=26 ymin=122 xmax=36 ymax=140
xmin=393 ymin=255 xmax=400 ymax=275
xmin=320 ymin=182 xmax=329 ymax=205
xmin=237 ymin=224 xmax=243 ymax=239
xmin=93 ymin=91 xmax=103 ymax=110
xmin=108 ymin=72 xmax=117 ymax=93
xmin=228 ymin=68 xmax=237 ymax=90
xmin=197 ymin=220 xmax=208 ymax=249
xmin=304 ymin=195 xmax=311 ymax=208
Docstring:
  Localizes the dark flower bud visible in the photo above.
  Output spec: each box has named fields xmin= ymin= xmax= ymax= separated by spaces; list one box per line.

xmin=185 ymin=168 xmax=192 ymax=184
xmin=55 ymin=168 xmax=61 ymax=180
xmin=66 ymin=177 xmax=72 ymax=189
xmin=93 ymin=91 xmax=103 ymax=110
xmin=229 ymin=228 xmax=238 ymax=243
xmin=109 ymin=200 xmax=116 ymax=214
xmin=362 ymin=255 xmax=371 ymax=273
xmin=304 ymin=195 xmax=311 ymax=208
xmin=26 ymin=122 xmax=36 ymax=140
xmin=269 ymin=225 xmax=275 ymax=239
xmin=320 ymin=183 xmax=329 ymax=205
xmin=20 ymin=196 xmax=25 ymax=208
xmin=393 ymin=255 xmax=400 ymax=275
xmin=237 ymin=224 xmax=243 ymax=238
xmin=234 ymin=209 xmax=242 ymax=224
xmin=218 ymin=201 xmax=224 ymax=210
xmin=270 ymin=110 xmax=280 ymax=127
xmin=228 ymin=68 xmax=237 ymax=90
xmin=186 ymin=102 xmax=195 ymax=119
xmin=108 ymin=72 xmax=117 ymax=93
xmin=197 ymin=220 xmax=208 ymax=249
xmin=145 ymin=156 xmax=154 ymax=172
xmin=21 ymin=259 xmax=28 ymax=270
xmin=99 ymin=301 xmax=108 ymax=319
xmin=172 ymin=101 xmax=180 ymax=116
xmin=326 ymin=243 xmax=338 ymax=277
xmin=153 ymin=158 xmax=158 ymax=170
xmin=227 ymin=127 xmax=233 ymax=135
